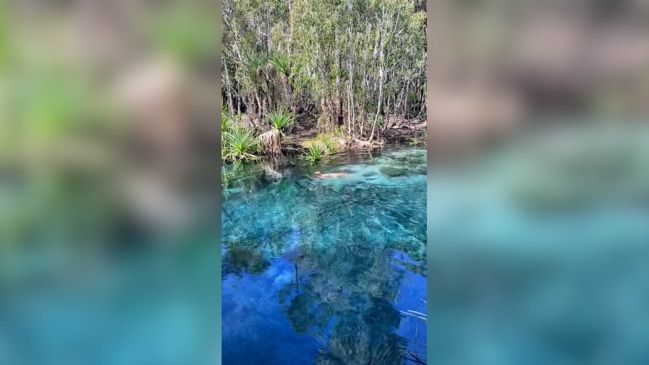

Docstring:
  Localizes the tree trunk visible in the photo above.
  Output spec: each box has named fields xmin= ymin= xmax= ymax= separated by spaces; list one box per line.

xmin=259 ymin=128 xmax=282 ymax=156
xmin=369 ymin=5 xmax=386 ymax=142
xmin=265 ymin=0 xmax=272 ymax=55
xmin=253 ymin=92 xmax=262 ymax=120
xmin=223 ymin=56 xmax=235 ymax=113
xmin=369 ymin=66 xmax=384 ymax=142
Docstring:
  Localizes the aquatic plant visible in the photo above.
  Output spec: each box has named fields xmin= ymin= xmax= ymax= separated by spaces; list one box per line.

xmin=223 ymin=241 xmax=271 ymax=277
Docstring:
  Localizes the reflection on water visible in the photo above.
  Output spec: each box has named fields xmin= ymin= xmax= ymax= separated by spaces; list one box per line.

xmin=222 ymin=148 xmax=427 ymax=365
xmin=429 ymin=124 xmax=649 ymax=365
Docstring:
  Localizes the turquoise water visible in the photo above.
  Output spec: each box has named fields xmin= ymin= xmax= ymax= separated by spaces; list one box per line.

xmin=7 ymin=124 xmax=649 ymax=365
xmin=221 ymin=148 xmax=427 ymax=365
xmin=428 ymin=125 xmax=649 ymax=365
xmin=0 ymin=169 xmax=221 ymax=364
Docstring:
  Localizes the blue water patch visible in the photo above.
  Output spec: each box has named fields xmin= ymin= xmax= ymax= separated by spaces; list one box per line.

xmin=428 ymin=126 xmax=649 ymax=365
xmin=222 ymin=148 xmax=427 ymax=364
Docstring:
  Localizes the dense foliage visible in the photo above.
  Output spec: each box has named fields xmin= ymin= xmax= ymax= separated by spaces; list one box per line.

xmin=222 ymin=0 xmax=427 ymax=142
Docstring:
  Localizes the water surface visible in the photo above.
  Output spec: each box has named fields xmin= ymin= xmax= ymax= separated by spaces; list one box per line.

xmin=222 ymin=148 xmax=427 ymax=365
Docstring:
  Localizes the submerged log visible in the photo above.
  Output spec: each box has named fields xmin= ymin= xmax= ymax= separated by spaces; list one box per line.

xmin=262 ymin=163 xmax=283 ymax=181
xmin=346 ymin=137 xmax=384 ymax=150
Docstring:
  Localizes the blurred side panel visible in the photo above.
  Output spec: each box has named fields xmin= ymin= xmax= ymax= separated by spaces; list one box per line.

xmin=428 ymin=0 xmax=649 ymax=364
xmin=0 ymin=0 xmax=222 ymax=364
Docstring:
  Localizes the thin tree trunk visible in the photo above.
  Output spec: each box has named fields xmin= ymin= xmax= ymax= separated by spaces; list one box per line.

xmin=254 ymin=92 xmax=262 ymax=119
xmin=404 ymin=81 xmax=410 ymax=117
xmin=382 ymin=93 xmax=392 ymax=133
xmin=287 ymin=0 xmax=294 ymax=58
xmin=286 ymin=0 xmax=296 ymax=116
xmin=346 ymin=0 xmax=355 ymax=137
xmin=335 ymin=31 xmax=343 ymax=128
xmin=223 ymin=56 xmax=235 ymax=113
xmin=369 ymin=5 xmax=386 ymax=142
xmin=369 ymin=66 xmax=384 ymax=141
xmin=265 ymin=0 xmax=272 ymax=55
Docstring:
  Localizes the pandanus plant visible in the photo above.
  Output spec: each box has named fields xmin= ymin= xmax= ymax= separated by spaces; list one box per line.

xmin=304 ymin=143 xmax=324 ymax=163
xmin=266 ymin=107 xmax=294 ymax=134
xmin=223 ymin=124 xmax=260 ymax=161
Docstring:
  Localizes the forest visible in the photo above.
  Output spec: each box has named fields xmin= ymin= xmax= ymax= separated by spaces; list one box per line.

xmin=221 ymin=0 xmax=427 ymax=162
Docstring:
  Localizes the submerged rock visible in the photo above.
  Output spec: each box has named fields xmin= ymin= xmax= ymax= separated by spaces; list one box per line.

xmin=380 ymin=166 xmax=408 ymax=177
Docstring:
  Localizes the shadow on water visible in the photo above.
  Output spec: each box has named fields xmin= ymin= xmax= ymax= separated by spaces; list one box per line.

xmin=222 ymin=147 xmax=427 ymax=365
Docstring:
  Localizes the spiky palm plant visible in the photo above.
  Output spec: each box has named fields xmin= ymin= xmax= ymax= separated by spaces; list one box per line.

xmin=317 ymin=134 xmax=337 ymax=155
xmin=221 ymin=110 xmax=231 ymax=132
xmin=269 ymin=53 xmax=290 ymax=76
xmin=304 ymin=143 xmax=324 ymax=163
xmin=247 ymin=54 xmax=269 ymax=78
xmin=223 ymin=125 xmax=260 ymax=161
xmin=266 ymin=107 xmax=294 ymax=132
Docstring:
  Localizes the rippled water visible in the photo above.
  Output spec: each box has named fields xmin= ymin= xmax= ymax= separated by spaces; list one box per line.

xmin=221 ymin=148 xmax=427 ymax=365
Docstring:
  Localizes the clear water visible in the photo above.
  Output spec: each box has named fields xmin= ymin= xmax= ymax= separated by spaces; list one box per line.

xmin=7 ymin=124 xmax=648 ymax=365
xmin=221 ymin=148 xmax=427 ymax=365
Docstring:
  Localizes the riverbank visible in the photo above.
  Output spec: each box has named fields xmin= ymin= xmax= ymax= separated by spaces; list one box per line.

xmin=222 ymin=111 xmax=426 ymax=163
